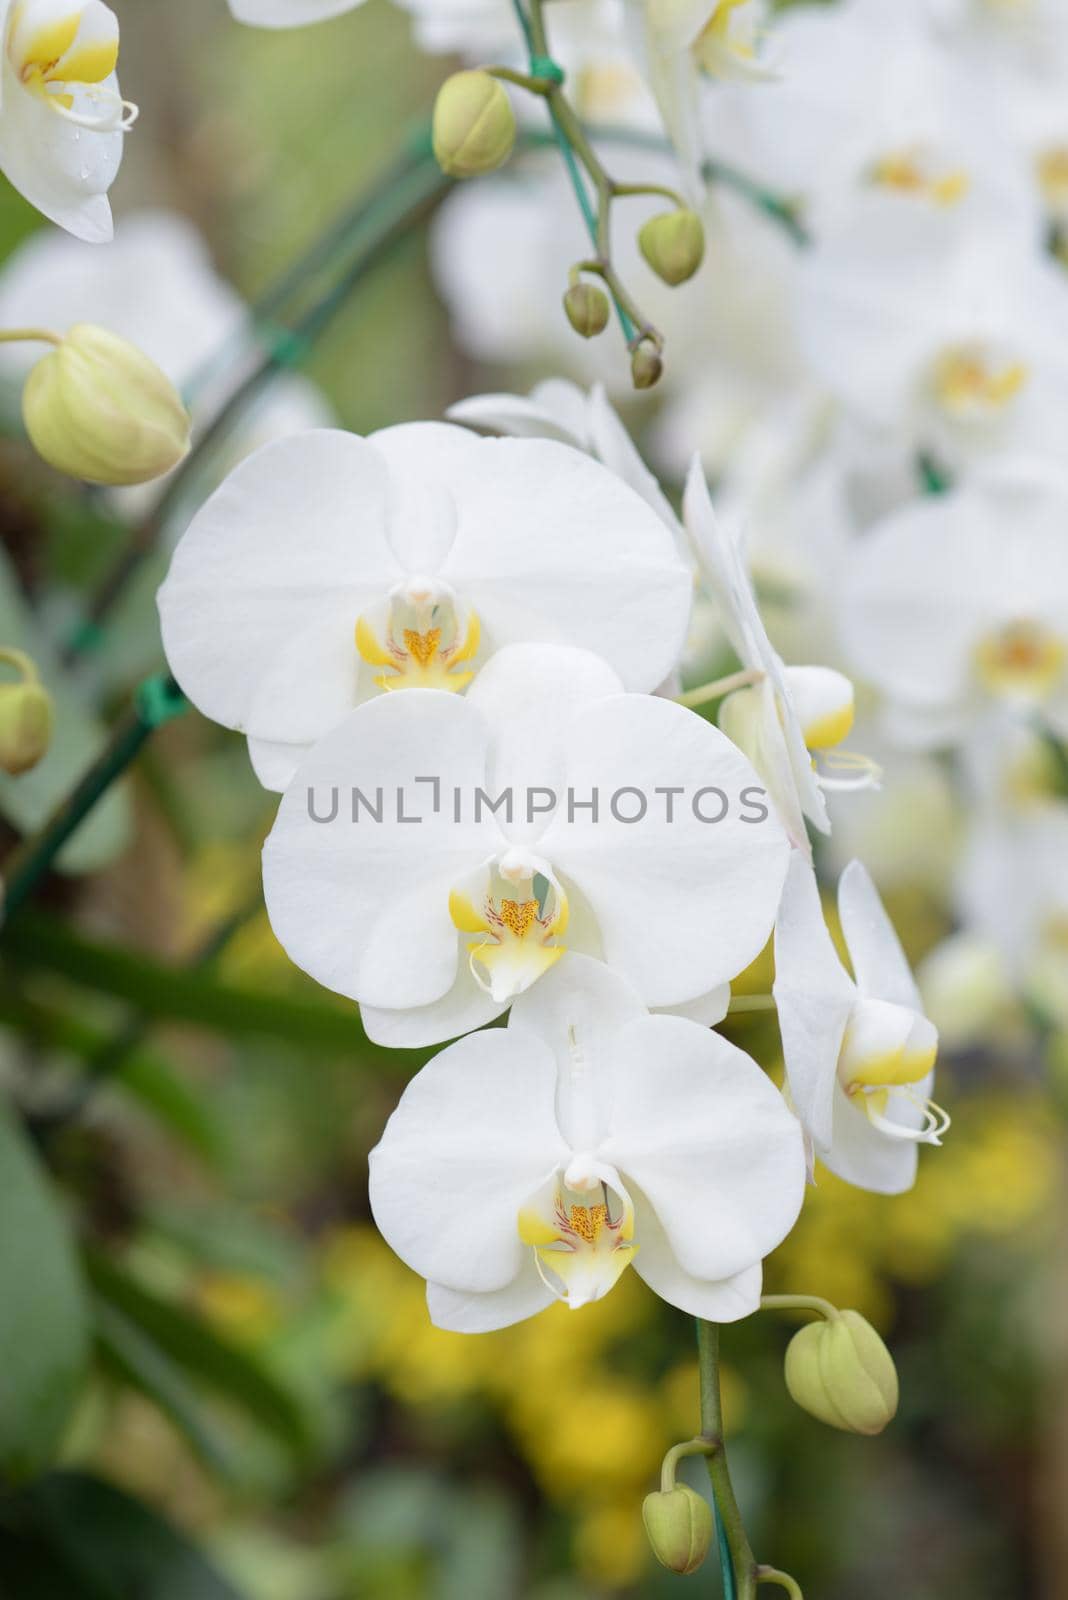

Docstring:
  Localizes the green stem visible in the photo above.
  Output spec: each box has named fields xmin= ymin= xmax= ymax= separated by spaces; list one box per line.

xmin=0 ymin=327 xmax=61 ymax=347
xmin=756 ymin=1567 xmax=804 ymax=1599
xmin=0 ymin=674 xmax=187 ymax=919
xmin=0 ymin=647 xmax=41 ymax=683
xmin=727 ymin=994 xmax=776 ymax=1015
xmin=759 ymin=1294 xmax=839 ymax=1323
xmin=677 ymin=668 xmax=764 ymax=710
xmin=659 ymin=1435 xmax=717 ymax=1493
xmin=696 ymin=1320 xmax=757 ymax=1600
xmin=520 ymin=0 xmax=664 ymax=354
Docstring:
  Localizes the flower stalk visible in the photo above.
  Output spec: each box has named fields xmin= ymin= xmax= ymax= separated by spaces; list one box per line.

xmin=696 ymin=1319 xmax=805 ymax=1598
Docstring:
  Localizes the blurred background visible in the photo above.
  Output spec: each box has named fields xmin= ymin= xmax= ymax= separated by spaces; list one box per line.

xmin=0 ymin=1 xmax=1065 ymax=1597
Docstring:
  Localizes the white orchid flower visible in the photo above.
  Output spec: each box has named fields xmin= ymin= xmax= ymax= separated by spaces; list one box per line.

xmin=158 ymin=423 xmax=691 ymax=791
xmin=369 ymin=954 xmax=806 ymax=1331
xmin=0 ymin=0 xmax=135 ymax=242
xmin=448 ymin=378 xmax=683 ymax=539
xmin=839 ymin=462 xmax=1068 ymax=751
xmin=637 ymin=0 xmax=775 ymax=193
xmin=796 ymin=206 xmax=1068 ymax=471
xmin=262 ymin=641 xmax=790 ymax=1047
xmin=227 ymin=0 xmax=362 ymax=26
xmin=683 ymin=456 xmax=870 ymax=856
xmin=773 ymin=853 xmax=947 ymax=1196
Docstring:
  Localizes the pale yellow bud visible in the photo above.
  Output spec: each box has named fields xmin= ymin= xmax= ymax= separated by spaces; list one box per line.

xmin=563 ymin=281 xmax=610 ymax=338
xmin=784 ymin=1310 xmax=899 ymax=1436
xmin=638 ymin=208 xmax=705 ymax=286
xmin=432 ymin=71 xmax=516 ymax=179
xmin=631 ymin=339 xmax=663 ymax=390
xmin=642 ymin=1484 xmax=713 ymax=1575
xmin=23 ymin=325 xmax=191 ymax=487
xmin=0 ymin=649 xmax=54 ymax=776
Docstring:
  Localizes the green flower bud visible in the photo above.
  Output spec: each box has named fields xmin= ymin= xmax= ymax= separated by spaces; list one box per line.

xmin=0 ymin=650 xmax=53 ymax=776
xmin=432 ymin=70 xmax=516 ymax=179
xmin=631 ymin=339 xmax=663 ymax=390
xmin=638 ymin=208 xmax=706 ymax=286
xmin=563 ymin=282 xmax=610 ymax=338
xmin=784 ymin=1310 xmax=899 ymax=1435
xmin=642 ymin=1484 xmax=713 ymax=1575
xmin=23 ymin=325 xmax=191 ymax=487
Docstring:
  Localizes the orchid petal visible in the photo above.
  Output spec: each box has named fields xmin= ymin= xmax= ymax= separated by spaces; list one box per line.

xmin=773 ymin=852 xmax=855 ymax=1152
xmin=369 ymin=1028 xmax=567 ymax=1294
xmin=261 ymin=690 xmax=498 ymax=1009
xmin=158 ymin=430 xmax=398 ymax=746
xmin=602 ymin=1015 xmax=806 ymax=1281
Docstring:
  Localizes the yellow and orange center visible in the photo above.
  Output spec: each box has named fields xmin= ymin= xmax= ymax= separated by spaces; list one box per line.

xmin=931 ymin=345 xmax=1030 ymax=419
xmin=975 ymin=619 xmax=1067 ymax=700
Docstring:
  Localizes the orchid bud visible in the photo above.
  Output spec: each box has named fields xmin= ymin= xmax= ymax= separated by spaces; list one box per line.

xmin=642 ymin=1484 xmax=713 ymax=1574
xmin=631 ymin=339 xmax=663 ymax=390
xmin=784 ymin=1310 xmax=899 ymax=1435
xmin=0 ymin=650 xmax=53 ymax=776
xmin=22 ymin=325 xmax=191 ymax=487
xmin=638 ymin=208 xmax=705 ymax=286
xmin=432 ymin=71 xmax=516 ymax=179
xmin=563 ymin=282 xmax=610 ymax=338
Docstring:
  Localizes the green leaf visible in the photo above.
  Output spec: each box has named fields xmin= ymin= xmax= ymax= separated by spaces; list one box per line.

xmin=0 ymin=545 xmax=130 ymax=875
xmin=0 ymin=1101 xmax=90 ymax=1484
xmin=0 ymin=1471 xmax=248 ymax=1599
xmin=92 ymin=1298 xmax=235 ymax=1477
xmin=86 ymin=1252 xmax=315 ymax=1462
xmin=5 ymin=911 xmax=429 ymax=1070
xmin=0 ymin=987 xmax=227 ymax=1167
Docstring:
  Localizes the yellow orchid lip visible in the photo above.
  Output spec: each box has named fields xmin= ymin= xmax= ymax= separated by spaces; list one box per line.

xmin=450 ymin=870 xmax=569 ymax=1004
xmin=355 ymin=606 xmax=480 ymax=694
xmin=7 ymin=1 xmax=137 ymax=131
xmin=519 ymin=1175 xmax=638 ymax=1309
xmin=838 ymin=999 xmax=947 ymax=1147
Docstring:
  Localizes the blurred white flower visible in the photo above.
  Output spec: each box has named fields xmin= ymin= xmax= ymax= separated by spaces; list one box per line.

xmin=0 ymin=0 xmax=133 ymax=242
xmin=774 ymin=853 xmax=946 ymax=1195
xmin=797 ymin=200 xmax=1068 ymax=472
xmin=702 ymin=0 xmax=1039 ymax=239
xmin=261 ymin=642 xmax=790 ymax=1045
xmin=369 ymin=954 xmax=805 ymax=1329
xmin=158 ymin=423 xmax=691 ymax=789
xmin=956 ymin=800 xmax=1068 ymax=1027
xmin=227 ymin=0 xmax=363 ymax=26
xmin=839 ymin=462 xmax=1068 ymax=750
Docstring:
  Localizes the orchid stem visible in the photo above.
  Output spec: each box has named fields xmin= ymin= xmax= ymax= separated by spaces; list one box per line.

xmin=0 ymin=674 xmax=188 ymax=922
xmin=727 ymin=994 xmax=776 ymax=1015
xmin=515 ymin=0 xmax=665 ymax=365
xmin=677 ymin=668 xmax=763 ymax=710
xmin=759 ymin=1293 xmax=838 ymax=1322
xmin=0 ymin=327 xmax=62 ymax=347
xmin=696 ymin=1319 xmax=757 ymax=1599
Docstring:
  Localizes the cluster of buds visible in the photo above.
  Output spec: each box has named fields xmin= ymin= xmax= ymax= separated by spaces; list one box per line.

xmin=642 ymin=1300 xmax=897 ymax=1578
xmin=431 ymin=60 xmax=708 ymax=391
